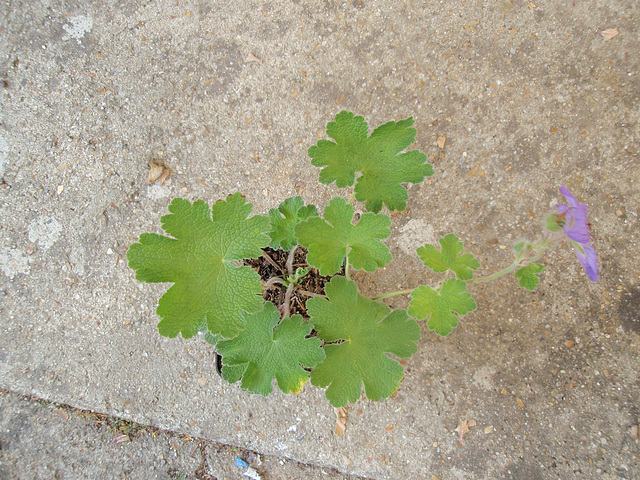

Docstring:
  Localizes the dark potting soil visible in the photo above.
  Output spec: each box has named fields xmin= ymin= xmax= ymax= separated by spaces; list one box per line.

xmin=243 ymin=246 xmax=344 ymax=318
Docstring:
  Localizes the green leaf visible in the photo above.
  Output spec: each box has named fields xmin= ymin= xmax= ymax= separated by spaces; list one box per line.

xmin=417 ymin=234 xmax=480 ymax=280
xmin=307 ymin=276 xmax=421 ymax=407
xmin=514 ymin=263 xmax=545 ymax=290
xmin=545 ymin=213 xmax=562 ymax=232
xmin=284 ymin=267 xmax=309 ymax=286
xmin=198 ymin=318 xmax=222 ymax=345
xmin=216 ymin=302 xmax=325 ymax=396
xmin=408 ymin=278 xmax=477 ymax=336
xmin=268 ymin=196 xmax=318 ymax=250
xmin=309 ymin=111 xmax=434 ymax=213
xmin=204 ymin=332 xmax=221 ymax=345
xmin=295 ymin=197 xmax=392 ymax=276
xmin=127 ymin=194 xmax=270 ymax=339
xmin=220 ymin=363 xmax=246 ymax=385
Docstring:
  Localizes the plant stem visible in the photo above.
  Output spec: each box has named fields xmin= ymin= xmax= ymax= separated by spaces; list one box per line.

xmin=285 ymin=246 xmax=297 ymax=275
xmin=283 ymin=283 xmax=295 ymax=318
xmin=371 ymin=288 xmax=414 ymax=301
xmin=465 ymin=263 xmax=520 ymax=285
xmin=264 ymin=277 xmax=285 ymax=289
xmin=467 ymin=241 xmax=549 ymax=285
xmin=372 ymin=238 xmax=556 ymax=299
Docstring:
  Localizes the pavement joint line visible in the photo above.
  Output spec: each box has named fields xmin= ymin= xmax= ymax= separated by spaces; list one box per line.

xmin=0 ymin=388 xmax=373 ymax=480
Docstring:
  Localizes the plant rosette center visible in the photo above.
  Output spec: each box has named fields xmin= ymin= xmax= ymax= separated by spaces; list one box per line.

xmin=244 ymin=247 xmax=342 ymax=318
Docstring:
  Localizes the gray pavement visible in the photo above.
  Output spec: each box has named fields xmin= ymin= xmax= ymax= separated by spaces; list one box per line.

xmin=1 ymin=1 xmax=639 ymax=479
xmin=0 ymin=390 xmax=366 ymax=479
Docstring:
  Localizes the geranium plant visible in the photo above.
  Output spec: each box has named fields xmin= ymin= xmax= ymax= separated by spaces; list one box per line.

xmin=127 ymin=111 xmax=598 ymax=407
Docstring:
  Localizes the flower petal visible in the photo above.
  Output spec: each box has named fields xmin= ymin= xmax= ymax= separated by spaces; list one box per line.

xmin=564 ymin=203 xmax=590 ymax=243
xmin=574 ymin=242 xmax=598 ymax=282
xmin=559 ymin=185 xmax=579 ymax=209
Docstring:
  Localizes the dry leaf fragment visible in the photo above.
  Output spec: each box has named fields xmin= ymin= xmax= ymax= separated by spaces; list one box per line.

xmin=158 ymin=167 xmax=171 ymax=185
xmin=455 ymin=419 xmax=476 ymax=441
xmin=598 ymin=28 xmax=619 ymax=41
xmin=147 ymin=161 xmax=164 ymax=183
xmin=55 ymin=409 xmax=69 ymax=421
xmin=629 ymin=424 xmax=639 ymax=440
xmin=342 ymin=454 xmax=354 ymax=466
xmin=517 ymin=397 xmax=525 ymax=408
xmin=334 ymin=407 xmax=347 ymax=437
xmin=147 ymin=161 xmax=171 ymax=185
xmin=437 ymin=136 xmax=446 ymax=149
xmin=113 ymin=434 xmax=130 ymax=445
xmin=245 ymin=52 xmax=263 ymax=64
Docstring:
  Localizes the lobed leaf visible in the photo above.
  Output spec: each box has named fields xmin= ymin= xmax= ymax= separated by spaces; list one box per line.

xmin=309 ymin=111 xmax=434 ymax=213
xmin=417 ymin=233 xmax=480 ymax=280
xmin=216 ymin=302 xmax=325 ymax=396
xmin=307 ymin=276 xmax=421 ymax=407
xmin=295 ymin=197 xmax=392 ymax=276
xmin=408 ymin=278 xmax=477 ymax=336
xmin=514 ymin=263 xmax=545 ymax=290
xmin=127 ymin=194 xmax=270 ymax=339
xmin=268 ymin=196 xmax=318 ymax=250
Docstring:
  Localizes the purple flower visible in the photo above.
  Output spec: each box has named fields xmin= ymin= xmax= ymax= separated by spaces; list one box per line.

xmin=557 ymin=186 xmax=598 ymax=282
xmin=558 ymin=186 xmax=590 ymax=243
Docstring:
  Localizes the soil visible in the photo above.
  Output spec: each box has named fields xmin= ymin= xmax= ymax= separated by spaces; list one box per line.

xmin=244 ymin=246 xmax=344 ymax=318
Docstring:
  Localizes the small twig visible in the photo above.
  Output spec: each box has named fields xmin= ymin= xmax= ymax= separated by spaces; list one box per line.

xmin=261 ymin=251 xmax=283 ymax=272
xmin=296 ymin=289 xmax=327 ymax=298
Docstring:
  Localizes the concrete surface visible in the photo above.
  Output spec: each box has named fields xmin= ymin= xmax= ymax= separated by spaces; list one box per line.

xmin=1 ymin=0 xmax=639 ymax=479
xmin=0 ymin=390 xmax=366 ymax=479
